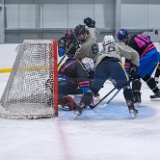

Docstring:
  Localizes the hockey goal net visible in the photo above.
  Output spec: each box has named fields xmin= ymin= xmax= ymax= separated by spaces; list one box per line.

xmin=0 ymin=39 xmax=58 ymax=119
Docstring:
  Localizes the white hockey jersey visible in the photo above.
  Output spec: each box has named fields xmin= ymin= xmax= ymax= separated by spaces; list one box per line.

xmin=95 ymin=42 xmax=140 ymax=68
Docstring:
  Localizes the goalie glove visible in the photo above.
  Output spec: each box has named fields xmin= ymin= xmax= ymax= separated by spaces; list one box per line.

xmin=84 ymin=17 xmax=95 ymax=28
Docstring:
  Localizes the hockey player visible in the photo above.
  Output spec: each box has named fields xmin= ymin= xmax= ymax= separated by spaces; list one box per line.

xmin=58 ymin=55 xmax=94 ymax=111
xmin=75 ymin=35 xmax=140 ymax=119
xmin=117 ymin=29 xmax=160 ymax=100
xmin=73 ymin=17 xmax=100 ymax=63
xmin=58 ymin=29 xmax=79 ymax=62
xmin=57 ymin=30 xmax=93 ymax=110
xmin=154 ymin=62 xmax=160 ymax=84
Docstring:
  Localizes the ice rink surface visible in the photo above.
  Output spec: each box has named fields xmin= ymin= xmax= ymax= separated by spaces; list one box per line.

xmin=0 ymin=73 xmax=160 ymax=160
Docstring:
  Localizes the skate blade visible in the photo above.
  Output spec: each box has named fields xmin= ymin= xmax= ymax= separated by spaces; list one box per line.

xmin=130 ymin=113 xmax=137 ymax=119
xmin=150 ymin=97 xmax=160 ymax=101
xmin=129 ymin=109 xmax=137 ymax=119
xmin=135 ymin=102 xmax=142 ymax=107
xmin=74 ymin=113 xmax=78 ymax=120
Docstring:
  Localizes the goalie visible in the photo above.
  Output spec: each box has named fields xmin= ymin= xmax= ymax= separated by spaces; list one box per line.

xmin=57 ymin=29 xmax=80 ymax=67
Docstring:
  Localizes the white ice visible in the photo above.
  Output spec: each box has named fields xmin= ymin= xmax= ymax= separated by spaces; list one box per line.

xmin=0 ymin=73 xmax=160 ymax=160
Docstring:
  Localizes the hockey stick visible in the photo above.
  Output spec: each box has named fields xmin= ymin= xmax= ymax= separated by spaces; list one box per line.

xmin=58 ymin=54 xmax=67 ymax=67
xmin=89 ymin=87 xmax=117 ymax=109
xmin=90 ymin=79 xmax=132 ymax=109
xmin=58 ymin=43 xmax=75 ymax=67
xmin=105 ymin=89 xmax=121 ymax=105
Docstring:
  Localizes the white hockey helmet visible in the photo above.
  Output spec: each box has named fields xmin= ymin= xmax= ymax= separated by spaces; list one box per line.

xmin=102 ymin=35 xmax=115 ymax=46
xmin=81 ymin=57 xmax=94 ymax=71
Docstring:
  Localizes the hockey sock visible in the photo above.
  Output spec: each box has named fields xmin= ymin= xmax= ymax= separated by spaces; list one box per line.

xmin=132 ymin=78 xmax=142 ymax=93
xmin=123 ymin=85 xmax=134 ymax=101
xmin=80 ymin=91 xmax=93 ymax=106
xmin=142 ymin=75 xmax=159 ymax=94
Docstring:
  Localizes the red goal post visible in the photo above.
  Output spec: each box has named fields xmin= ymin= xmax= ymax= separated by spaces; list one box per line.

xmin=52 ymin=40 xmax=58 ymax=117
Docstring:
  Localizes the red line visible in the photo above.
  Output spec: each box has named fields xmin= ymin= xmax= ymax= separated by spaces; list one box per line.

xmin=55 ymin=119 xmax=74 ymax=160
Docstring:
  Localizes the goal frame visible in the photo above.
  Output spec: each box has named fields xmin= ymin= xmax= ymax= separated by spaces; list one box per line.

xmin=0 ymin=39 xmax=58 ymax=119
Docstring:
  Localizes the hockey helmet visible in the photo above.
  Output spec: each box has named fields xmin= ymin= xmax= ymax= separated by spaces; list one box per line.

xmin=81 ymin=57 xmax=94 ymax=71
xmin=74 ymin=24 xmax=86 ymax=38
xmin=102 ymin=35 xmax=115 ymax=46
xmin=65 ymin=29 xmax=74 ymax=39
xmin=117 ymin=29 xmax=129 ymax=40
xmin=58 ymin=38 xmax=65 ymax=49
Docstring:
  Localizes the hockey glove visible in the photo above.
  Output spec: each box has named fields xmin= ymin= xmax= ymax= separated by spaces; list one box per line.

xmin=128 ymin=64 xmax=139 ymax=81
xmin=72 ymin=38 xmax=80 ymax=49
xmin=84 ymin=17 xmax=95 ymax=28
xmin=58 ymin=48 xmax=65 ymax=57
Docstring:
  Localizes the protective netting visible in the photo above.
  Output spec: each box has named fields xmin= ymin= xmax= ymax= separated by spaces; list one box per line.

xmin=0 ymin=40 xmax=57 ymax=119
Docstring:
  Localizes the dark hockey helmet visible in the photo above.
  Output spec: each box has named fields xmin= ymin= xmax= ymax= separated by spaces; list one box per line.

xmin=117 ymin=29 xmax=129 ymax=40
xmin=74 ymin=24 xmax=86 ymax=38
xmin=65 ymin=29 xmax=75 ymax=39
xmin=58 ymin=38 xmax=65 ymax=49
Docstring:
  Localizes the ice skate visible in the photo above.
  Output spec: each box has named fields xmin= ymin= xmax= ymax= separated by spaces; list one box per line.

xmin=150 ymin=90 xmax=160 ymax=101
xmin=74 ymin=102 xmax=85 ymax=119
xmin=129 ymin=108 xmax=138 ymax=119
xmin=126 ymin=100 xmax=138 ymax=119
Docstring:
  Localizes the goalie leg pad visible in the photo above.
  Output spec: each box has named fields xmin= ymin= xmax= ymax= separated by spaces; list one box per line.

xmin=58 ymin=96 xmax=77 ymax=110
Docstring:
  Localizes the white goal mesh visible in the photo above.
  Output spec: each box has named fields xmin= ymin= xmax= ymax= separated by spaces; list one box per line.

xmin=0 ymin=39 xmax=58 ymax=119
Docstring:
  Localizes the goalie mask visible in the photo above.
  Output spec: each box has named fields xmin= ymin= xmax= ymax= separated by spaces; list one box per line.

xmin=81 ymin=57 xmax=94 ymax=71
xmin=102 ymin=35 xmax=115 ymax=47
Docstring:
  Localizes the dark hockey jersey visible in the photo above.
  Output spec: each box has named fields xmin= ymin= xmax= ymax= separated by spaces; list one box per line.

xmin=58 ymin=59 xmax=90 ymax=89
xmin=128 ymin=34 xmax=155 ymax=57
xmin=58 ymin=37 xmax=77 ymax=55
